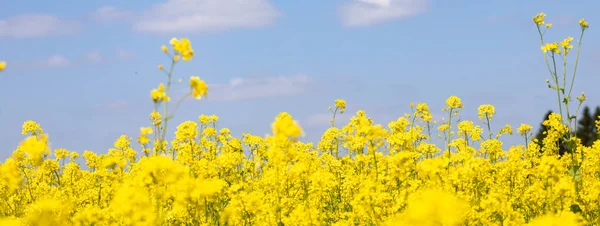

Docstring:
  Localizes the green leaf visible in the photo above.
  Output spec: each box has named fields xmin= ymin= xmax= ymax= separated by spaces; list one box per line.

xmin=570 ymin=204 xmax=582 ymax=214
xmin=568 ymin=165 xmax=582 ymax=181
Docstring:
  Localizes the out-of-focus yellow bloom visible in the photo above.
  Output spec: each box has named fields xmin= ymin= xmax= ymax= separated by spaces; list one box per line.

xmin=0 ymin=61 xmax=6 ymax=71
xmin=527 ymin=211 xmax=582 ymax=226
xmin=189 ymin=76 xmax=208 ymax=99
xmin=170 ymin=37 xmax=194 ymax=61
xmin=391 ymin=189 xmax=469 ymax=225
xmin=19 ymin=134 xmax=50 ymax=167
xmin=577 ymin=92 xmax=586 ymax=102
xmin=137 ymin=127 xmax=153 ymax=145
xmin=271 ymin=112 xmax=304 ymax=140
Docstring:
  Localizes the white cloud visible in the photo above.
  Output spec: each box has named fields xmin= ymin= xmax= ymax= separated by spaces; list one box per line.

xmin=42 ymin=55 xmax=71 ymax=68
xmin=116 ymin=49 xmax=135 ymax=61
xmin=0 ymin=14 xmax=80 ymax=38
xmin=339 ymin=0 xmax=428 ymax=27
xmin=84 ymin=51 xmax=103 ymax=64
xmin=133 ymin=0 xmax=280 ymax=34
xmin=205 ymin=74 xmax=312 ymax=102
xmin=90 ymin=6 xmax=134 ymax=22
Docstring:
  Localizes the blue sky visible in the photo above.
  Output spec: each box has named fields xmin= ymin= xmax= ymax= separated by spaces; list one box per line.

xmin=1 ymin=0 xmax=599 ymax=159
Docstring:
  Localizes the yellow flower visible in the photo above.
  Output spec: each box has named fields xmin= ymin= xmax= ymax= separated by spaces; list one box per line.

xmin=527 ymin=211 xmax=582 ymax=226
xmin=542 ymin=42 xmax=561 ymax=54
xmin=415 ymin=103 xmax=432 ymax=122
xmin=22 ymin=120 xmax=44 ymax=135
xmin=170 ymin=37 xmax=194 ymax=61
xmin=546 ymin=23 xmax=552 ymax=28
xmin=500 ymin=124 xmax=513 ymax=135
xmin=199 ymin=115 xmax=210 ymax=124
xmin=158 ymin=64 xmax=164 ymax=70
xmin=577 ymin=92 xmax=586 ymax=102
xmin=560 ymin=37 xmax=574 ymax=54
xmin=393 ymin=189 xmax=469 ymax=226
xmin=0 ymin=61 xmax=5 ymax=71
xmin=271 ymin=112 xmax=304 ymax=140
xmin=150 ymin=110 xmax=162 ymax=126
xmin=517 ymin=124 xmax=532 ymax=137
xmin=445 ymin=96 xmax=463 ymax=109
xmin=533 ymin=12 xmax=546 ymax=25
xmin=335 ymin=99 xmax=346 ymax=113
xmin=19 ymin=134 xmax=50 ymax=167
xmin=189 ymin=76 xmax=208 ymax=99
xmin=579 ymin=18 xmax=589 ymax=29
xmin=478 ymin=104 xmax=496 ymax=121
xmin=151 ymin=83 xmax=169 ymax=103
xmin=137 ymin=127 xmax=153 ymax=145
xmin=161 ymin=45 xmax=168 ymax=53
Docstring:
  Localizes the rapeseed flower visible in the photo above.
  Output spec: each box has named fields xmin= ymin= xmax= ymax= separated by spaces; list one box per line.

xmin=533 ymin=13 xmax=546 ymax=25
xmin=189 ymin=76 xmax=208 ymax=99
xmin=151 ymin=83 xmax=169 ymax=103
xmin=579 ymin=18 xmax=589 ymax=29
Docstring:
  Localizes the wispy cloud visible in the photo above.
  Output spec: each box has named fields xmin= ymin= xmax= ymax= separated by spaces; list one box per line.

xmin=116 ymin=49 xmax=135 ymax=61
xmin=338 ymin=0 xmax=428 ymax=27
xmin=89 ymin=6 xmax=134 ymax=22
xmin=84 ymin=51 xmax=103 ymax=64
xmin=45 ymin=55 xmax=71 ymax=67
xmin=204 ymin=74 xmax=312 ymax=102
xmin=0 ymin=14 xmax=81 ymax=38
xmin=15 ymin=55 xmax=74 ymax=69
xmin=132 ymin=0 xmax=280 ymax=34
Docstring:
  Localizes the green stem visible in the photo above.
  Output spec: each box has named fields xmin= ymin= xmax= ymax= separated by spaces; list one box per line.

xmin=567 ymin=30 xmax=586 ymax=100
xmin=169 ymin=93 xmax=192 ymax=119
xmin=446 ymin=109 xmax=453 ymax=156
xmin=551 ymin=54 xmax=564 ymax=123
xmin=537 ymin=25 xmax=564 ymax=122
xmin=486 ymin=114 xmax=492 ymax=140
xmin=331 ymin=108 xmax=338 ymax=128
xmin=161 ymin=59 xmax=177 ymax=151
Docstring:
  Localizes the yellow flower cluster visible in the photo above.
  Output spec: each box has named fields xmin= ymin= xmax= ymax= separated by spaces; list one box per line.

xmin=5 ymin=102 xmax=599 ymax=225
xmin=169 ymin=38 xmax=194 ymax=61
xmin=0 ymin=13 xmax=597 ymax=226
xmin=151 ymin=83 xmax=169 ymax=103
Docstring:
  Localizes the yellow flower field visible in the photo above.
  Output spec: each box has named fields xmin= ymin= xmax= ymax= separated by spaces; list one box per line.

xmin=0 ymin=13 xmax=597 ymax=225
